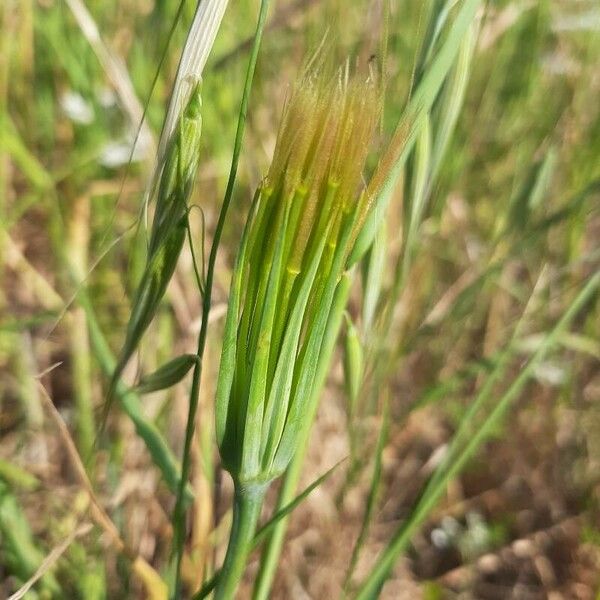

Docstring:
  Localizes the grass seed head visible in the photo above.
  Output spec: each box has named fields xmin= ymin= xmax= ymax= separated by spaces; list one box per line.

xmin=215 ymin=67 xmax=380 ymax=485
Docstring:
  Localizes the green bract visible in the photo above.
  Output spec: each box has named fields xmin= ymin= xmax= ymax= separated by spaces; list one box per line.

xmin=215 ymin=73 xmax=380 ymax=487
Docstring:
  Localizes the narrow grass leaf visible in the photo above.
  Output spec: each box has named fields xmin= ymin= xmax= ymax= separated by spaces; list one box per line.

xmin=403 ymin=115 xmax=431 ymax=275
xmin=354 ymin=271 xmax=600 ymax=599
xmin=345 ymin=398 xmax=390 ymax=586
xmin=260 ymin=223 xmax=332 ymax=472
xmin=349 ymin=0 xmax=482 ymax=266
xmin=242 ymin=204 xmax=291 ymax=479
xmin=429 ymin=18 xmax=478 ymax=184
xmin=273 ymin=212 xmax=357 ymax=474
xmin=253 ymin=459 xmax=346 ymax=546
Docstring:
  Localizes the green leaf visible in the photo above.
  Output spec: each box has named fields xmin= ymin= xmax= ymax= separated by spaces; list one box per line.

xmin=259 ymin=220 xmax=332 ymax=473
xmin=345 ymin=399 xmax=389 ymax=586
xmin=272 ymin=210 xmax=358 ymax=475
xmin=241 ymin=202 xmax=291 ymax=480
xmin=134 ymin=354 xmax=199 ymax=394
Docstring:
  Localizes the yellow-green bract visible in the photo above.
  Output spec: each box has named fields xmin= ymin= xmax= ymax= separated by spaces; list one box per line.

xmin=215 ymin=73 xmax=380 ymax=487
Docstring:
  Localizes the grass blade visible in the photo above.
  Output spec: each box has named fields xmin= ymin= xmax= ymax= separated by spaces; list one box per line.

xmin=349 ymin=0 xmax=482 ymax=266
xmin=345 ymin=398 xmax=390 ymax=588
xmin=354 ymin=271 xmax=600 ymax=599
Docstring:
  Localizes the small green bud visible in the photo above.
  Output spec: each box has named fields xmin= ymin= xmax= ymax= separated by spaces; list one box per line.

xmin=343 ymin=313 xmax=364 ymax=419
xmin=134 ymin=354 xmax=199 ymax=394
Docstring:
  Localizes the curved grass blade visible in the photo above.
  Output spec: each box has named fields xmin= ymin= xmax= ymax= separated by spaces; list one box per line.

xmin=349 ymin=0 xmax=482 ymax=266
xmin=354 ymin=271 xmax=600 ymax=599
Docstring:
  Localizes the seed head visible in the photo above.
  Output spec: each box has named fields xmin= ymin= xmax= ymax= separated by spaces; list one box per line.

xmin=215 ymin=68 xmax=380 ymax=485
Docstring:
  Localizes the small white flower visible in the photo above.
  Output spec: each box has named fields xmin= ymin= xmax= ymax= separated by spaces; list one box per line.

xmin=431 ymin=528 xmax=450 ymax=549
xmin=60 ymin=90 xmax=95 ymax=124
xmin=99 ymin=133 xmax=149 ymax=168
xmin=534 ymin=361 xmax=567 ymax=386
xmin=97 ymin=86 xmax=117 ymax=108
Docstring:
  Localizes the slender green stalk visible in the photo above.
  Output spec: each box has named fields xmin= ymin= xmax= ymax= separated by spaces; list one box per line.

xmin=344 ymin=398 xmax=390 ymax=588
xmin=171 ymin=1 xmax=270 ymax=596
xmin=214 ymin=483 xmax=266 ymax=600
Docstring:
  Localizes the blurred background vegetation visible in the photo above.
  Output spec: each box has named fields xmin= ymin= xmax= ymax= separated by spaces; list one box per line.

xmin=1 ymin=0 xmax=599 ymax=598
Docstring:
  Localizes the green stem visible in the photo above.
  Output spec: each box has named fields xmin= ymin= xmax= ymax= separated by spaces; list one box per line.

xmin=215 ymin=483 xmax=266 ymax=600
xmin=171 ymin=1 xmax=270 ymax=596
